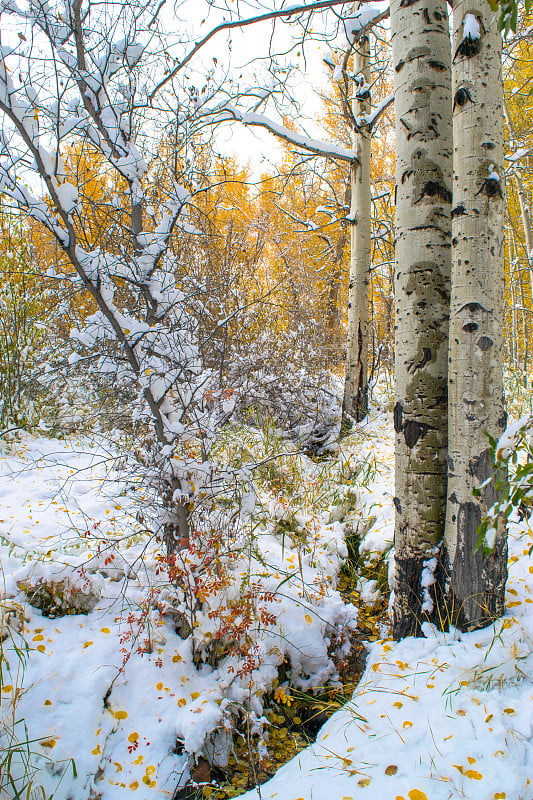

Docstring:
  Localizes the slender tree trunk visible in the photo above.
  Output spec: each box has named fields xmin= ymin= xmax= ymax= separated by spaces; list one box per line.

xmin=509 ymin=242 xmax=518 ymax=370
xmin=342 ymin=33 xmax=371 ymax=426
xmin=326 ymin=228 xmax=347 ymax=354
xmin=514 ymin=171 xmax=533 ymax=309
xmin=440 ymin=1 xmax=507 ymax=630
xmin=519 ymin=264 xmax=528 ymax=374
xmin=390 ymin=0 xmax=452 ymax=639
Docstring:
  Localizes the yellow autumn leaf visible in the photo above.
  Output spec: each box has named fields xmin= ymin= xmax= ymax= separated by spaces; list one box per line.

xmin=114 ymin=710 xmax=128 ymax=720
xmin=177 ymin=698 xmax=187 ymax=707
xmin=40 ymin=738 xmax=56 ymax=749
xmin=467 ymin=756 xmax=476 ymax=764
xmin=133 ymin=755 xmax=144 ymax=765
xmin=101 ymin=627 xmax=110 ymax=634
xmin=393 ymin=701 xmax=403 ymax=709
xmin=403 ymin=720 xmax=413 ymax=728
xmin=114 ymin=762 xmax=123 ymax=772
xmin=146 ymin=766 xmax=155 ymax=775
xmin=385 ymin=765 xmax=398 ymax=776
xmin=83 ymin=641 xmax=93 ymax=648
xmin=37 ymin=645 xmax=46 ymax=652
xmin=130 ymin=781 xmax=139 ymax=790
xmin=191 ymin=691 xmax=200 ymax=699
xmin=128 ymin=732 xmax=139 ymax=743
xmin=2 ymin=685 xmax=13 ymax=693
xmin=172 ymin=654 xmax=182 ymax=662
xmin=156 ymin=682 xmax=164 ymax=690
xmin=304 ymin=614 xmax=313 ymax=625
xmin=92 ymin=745 xmax=101 ymax=755
xmin=465 ymin=771 xmax=483 ymax=780
xmin=44 ymin=699 xmax=52 ymax=705
xmin=408 ymin=791 xmax=428 ymax=800
xmin=494 ymin=793 xmax=506 ymax=799
xmin=503 ymin=708 xmax=515 ymax=714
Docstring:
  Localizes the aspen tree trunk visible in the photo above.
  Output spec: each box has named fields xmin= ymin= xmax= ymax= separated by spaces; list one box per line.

xmin=517 ymin=270 xmax=529 ymax=372
xmin=342 ymin=34 xmax=371 ymax=426
xmin=514 ymin=172 xmax=533 ymax=307
xmin=515 ymin=173 xmax=533 ymax=266
xmin=390 ymin=0 xmax=452 ymax=639
xmin=440 ymin=1 xmax=507 ymax=630
xmin=509 ymin=248 xmax=518 ymax=369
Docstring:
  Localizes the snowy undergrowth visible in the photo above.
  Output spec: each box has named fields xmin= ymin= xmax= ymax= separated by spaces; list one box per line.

xmin=235 ymin=435 xmax=533 ymax=799
xmin=9 ymin=404 xmax=533 ymax=800
xmin=0 ymin=414 xmax=390 ymax=800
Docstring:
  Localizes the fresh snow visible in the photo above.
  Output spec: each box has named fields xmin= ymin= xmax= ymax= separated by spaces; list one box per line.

xmin=507 ymin=148 xmax=532 ymax=163
xmin=0 ymin=431 xmax=358 ymax=798
xmin=2 ymin=411 xmax=533 ymax=800
xmin=343 ymin=5 xmax=382 ymax=45
xmin=488 ymin=164 xmax=500 ymax=182
xmin=237 ymin=420 xmax=533 ymax=800
xmin=463 ymin=13 xmax=481 ymax=41
xmin=212 ymin=105 xmax=357 ymax=163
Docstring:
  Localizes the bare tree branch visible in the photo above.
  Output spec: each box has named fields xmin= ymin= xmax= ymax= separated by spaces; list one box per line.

xmin=148 ymin=0 xmax=356 ymax=102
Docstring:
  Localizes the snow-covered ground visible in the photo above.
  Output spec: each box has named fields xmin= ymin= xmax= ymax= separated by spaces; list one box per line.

xmin=0 ymin=426 xmax=362 ymax=799
xmin=237 ymin=421 xmax=533 ymax=800
xmin=1 ymin=412 xmax=532 ymax=800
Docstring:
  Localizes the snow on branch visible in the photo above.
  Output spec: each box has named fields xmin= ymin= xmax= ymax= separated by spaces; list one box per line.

xmin=212 ymin=105 xmax=358 ymax=164
xmin=0 ymin=0 xmax=236 ymax=547
xmin=357 ymin=92 xmax=394 ymax=131
xmin=507 ymin=147 xmax=532 ymax=164
xmin=342 ymin=4 xmax=389 ymax=45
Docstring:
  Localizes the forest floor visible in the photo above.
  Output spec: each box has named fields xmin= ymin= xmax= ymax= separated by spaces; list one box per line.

xmin=1 ymin=405 xmax=532 ymax=800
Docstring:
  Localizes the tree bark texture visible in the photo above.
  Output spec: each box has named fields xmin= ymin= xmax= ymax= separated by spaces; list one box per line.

xmin=440 ymin=0 xmax=507 ymax=630
xmin=343 ymin=34 xmax=371 ymax=425
xmin=514 ymin=172 xmax=533 ymax=311
xmin=390 ymin=0 xmax=452 ymax=639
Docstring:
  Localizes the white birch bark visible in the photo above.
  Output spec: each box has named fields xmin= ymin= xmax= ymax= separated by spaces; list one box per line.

xmin=509 ymin=253 xmax=518 ymax=369
xmin=515 ymin=172 xmax=533 ymax=264
xmin=343 ymin=34 xmax=371 ymax=425
xmin=390 ymin=0 xmax=452 ymax=638
xmin=442 ymin=1 xmax=507 ymax=629
xmin=514 ymin=172 xmax=533 ymax=306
